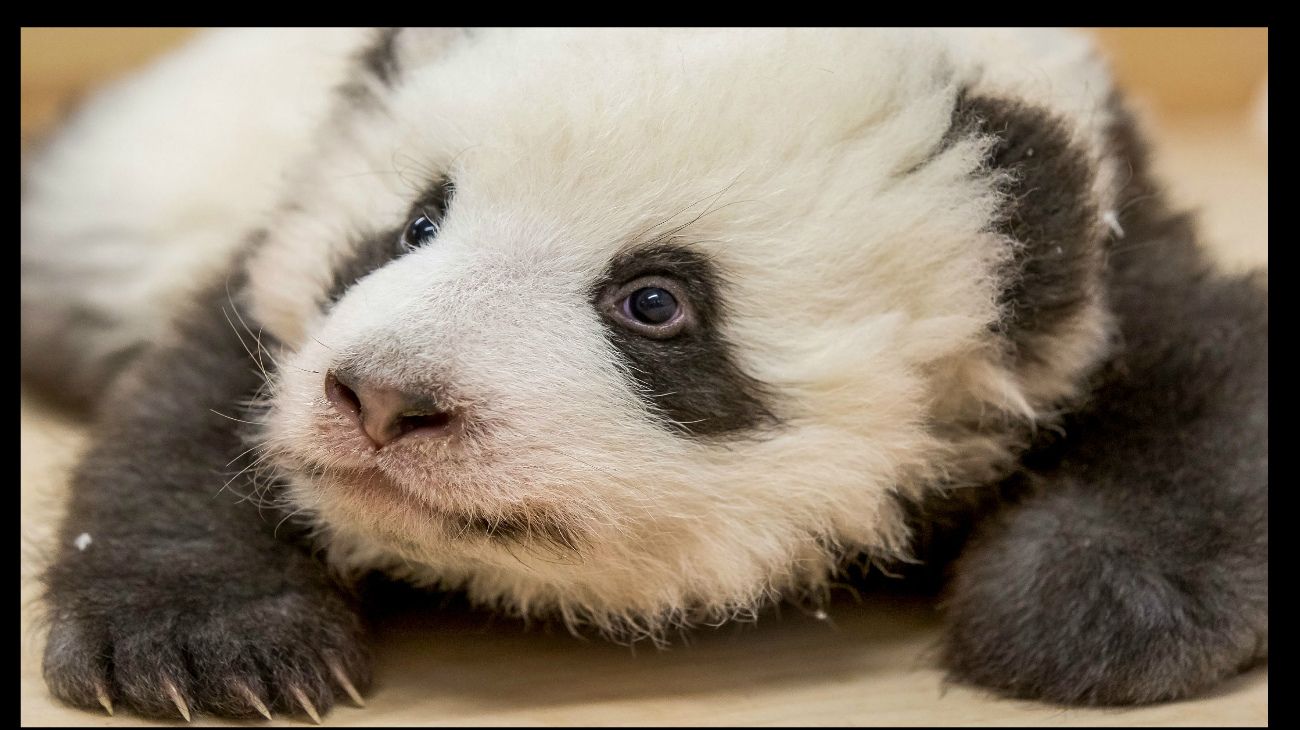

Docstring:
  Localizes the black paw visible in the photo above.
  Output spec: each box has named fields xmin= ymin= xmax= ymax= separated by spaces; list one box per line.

xmin=941 ymin=488 xmax=1265 ymax=706
xmin=43 ymin=589 xmax=370 ymax=721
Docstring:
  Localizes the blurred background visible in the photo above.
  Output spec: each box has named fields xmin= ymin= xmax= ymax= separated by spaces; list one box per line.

xmin=19 ymin=28 xmax=1269 ymax=269
xmin=18 ymin=28 xmax=1269 ymax=129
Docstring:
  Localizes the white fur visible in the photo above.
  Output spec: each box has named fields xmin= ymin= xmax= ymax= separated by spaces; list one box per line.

xmin=25 ymin=28 xmax=1121 ymax=641
xmin=21 ymin=28 xmax=374 ymax=369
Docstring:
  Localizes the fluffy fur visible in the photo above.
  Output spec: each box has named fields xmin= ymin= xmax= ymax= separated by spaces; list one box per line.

xmin=22 ymin=28 xmax=1266 ymax=719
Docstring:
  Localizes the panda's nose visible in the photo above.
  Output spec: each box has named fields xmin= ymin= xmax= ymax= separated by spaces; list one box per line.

xmin=325 ymin=370 xmax=454 ymax=448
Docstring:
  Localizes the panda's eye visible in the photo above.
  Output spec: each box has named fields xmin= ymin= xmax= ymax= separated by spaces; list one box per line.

xmin=398 ymin=214 xmax=440 ymax=252
xmin=396 ymin=176 xmax=455 ymax=253
xmin=605 ymin=276 xmax=691 ymax=338
xmin=627 ymin=287 xmax=677 ymax=324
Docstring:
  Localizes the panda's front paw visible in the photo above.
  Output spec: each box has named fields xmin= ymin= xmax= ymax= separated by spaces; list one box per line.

xmin=43 ymin=589 xmax=370 ymax=721
xmin=940 ymin=488 xmax=1264 ymax=706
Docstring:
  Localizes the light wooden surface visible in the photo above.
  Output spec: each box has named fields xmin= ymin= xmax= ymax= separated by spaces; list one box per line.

xmin=20 ymin=29 xmax=1268 ymax=727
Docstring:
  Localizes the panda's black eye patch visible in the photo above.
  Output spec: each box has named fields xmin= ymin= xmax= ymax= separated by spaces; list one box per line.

xmin=593 ymin=244 xmax=778 ymax=437
xmin=326 ymin=175 xmax=454 ymax=305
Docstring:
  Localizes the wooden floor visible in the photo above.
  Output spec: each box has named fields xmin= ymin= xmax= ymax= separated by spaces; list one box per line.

xmin=20 ymin=45 xmax=1267 ymax=727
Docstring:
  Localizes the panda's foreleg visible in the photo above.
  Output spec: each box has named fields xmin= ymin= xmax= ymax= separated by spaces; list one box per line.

xmin=941 ymin=467 xmax=1266 ymax=705
xmin=939 ymin=272 xmax=1268 ymax=705
xmin=39 ymin=274 xmax=370 ymax=721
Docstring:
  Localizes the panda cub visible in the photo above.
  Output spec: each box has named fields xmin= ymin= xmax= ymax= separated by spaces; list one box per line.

xmin=22 ymin=28 xmax=1267 ymax=720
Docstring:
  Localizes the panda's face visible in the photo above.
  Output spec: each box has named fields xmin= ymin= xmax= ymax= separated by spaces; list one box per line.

xmin=247 ymin=29 xmax=1107 ymax=635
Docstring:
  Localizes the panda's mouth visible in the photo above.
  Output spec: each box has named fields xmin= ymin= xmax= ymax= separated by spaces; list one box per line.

xmin=327 ymin=466 xmax=588 ymax=554
xmin=436 ymin=508 xmax=589 ymax=553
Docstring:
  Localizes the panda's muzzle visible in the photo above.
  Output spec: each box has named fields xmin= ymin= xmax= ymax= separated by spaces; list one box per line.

xmin=325 ymin=369 xmax=454 ymax=449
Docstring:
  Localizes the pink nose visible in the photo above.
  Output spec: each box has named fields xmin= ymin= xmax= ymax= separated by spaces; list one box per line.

xmin=325 ymin=370 xmax=454 ymax=448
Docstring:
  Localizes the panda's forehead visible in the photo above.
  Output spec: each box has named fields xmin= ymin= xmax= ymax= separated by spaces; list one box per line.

xmin=249 ymin=28 xmax=988 ymax=348
xmin=382 ymin=28 xmax=964 ymax=219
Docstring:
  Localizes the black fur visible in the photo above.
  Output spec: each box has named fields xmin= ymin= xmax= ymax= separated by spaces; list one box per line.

xmin=336 ymin=28 xmax=403 ymax=107
xmin=594 ymin=243 xmax=780 ymax=437
xmin=931 ymin=95 xmax=1268 ymax=705
xmin=885 ymin=93 xmax=1110 ymax=586
xmin=359 ymin=28 xmax=402 ymax=86
xmin=325 ymin=176 xmax=455 ymax=305
xmin=951 ymin=92 xmax=1107 ymax=366
xmin=19 ymin=295 xmax=145 ymax=413
xmin=40 ymin=271 xmax=370 ymax=720
xmin=21 ymin=228 xmax=269 ymax=415
xmin=325 ymin=226 xmax=403 ymax=306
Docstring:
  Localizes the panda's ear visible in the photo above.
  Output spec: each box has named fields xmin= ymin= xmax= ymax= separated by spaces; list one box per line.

xmin=952 ymin=92 xmax=1109 ymax=366
xmin=333 ymin=28 xmax=471 ymax=110
xmin=351 ymin=28 xmax=472 ymax=91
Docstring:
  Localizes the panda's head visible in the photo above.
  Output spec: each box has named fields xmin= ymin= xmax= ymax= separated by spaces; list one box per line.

xmin=246 ymin=28 xmax=1122 ymax=637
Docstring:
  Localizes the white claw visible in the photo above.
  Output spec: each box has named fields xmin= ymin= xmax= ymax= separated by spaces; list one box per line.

xmin=237 ymin=682 xmax=273 ymax=721
xmin=1103 ymin=209 xmax=1125 ymax=238
xmin=164 ymin=680 xmax=191 ymax=722
xmin=289 ymin=685 xmax=322 ymax=725
xmin=328 ymin=662 xmax=365 ymax=707
xmin=94 ymin=682 xmax=113 ymax=716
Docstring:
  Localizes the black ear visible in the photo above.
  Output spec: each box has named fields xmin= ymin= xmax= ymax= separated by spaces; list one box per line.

xmin=359 ymin=28 xmax=474 ymax=86
xmin=951 ymin=93 xmax=1108 ymax=366
xmin=341 ymin=28 xmax=472 ymax=104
